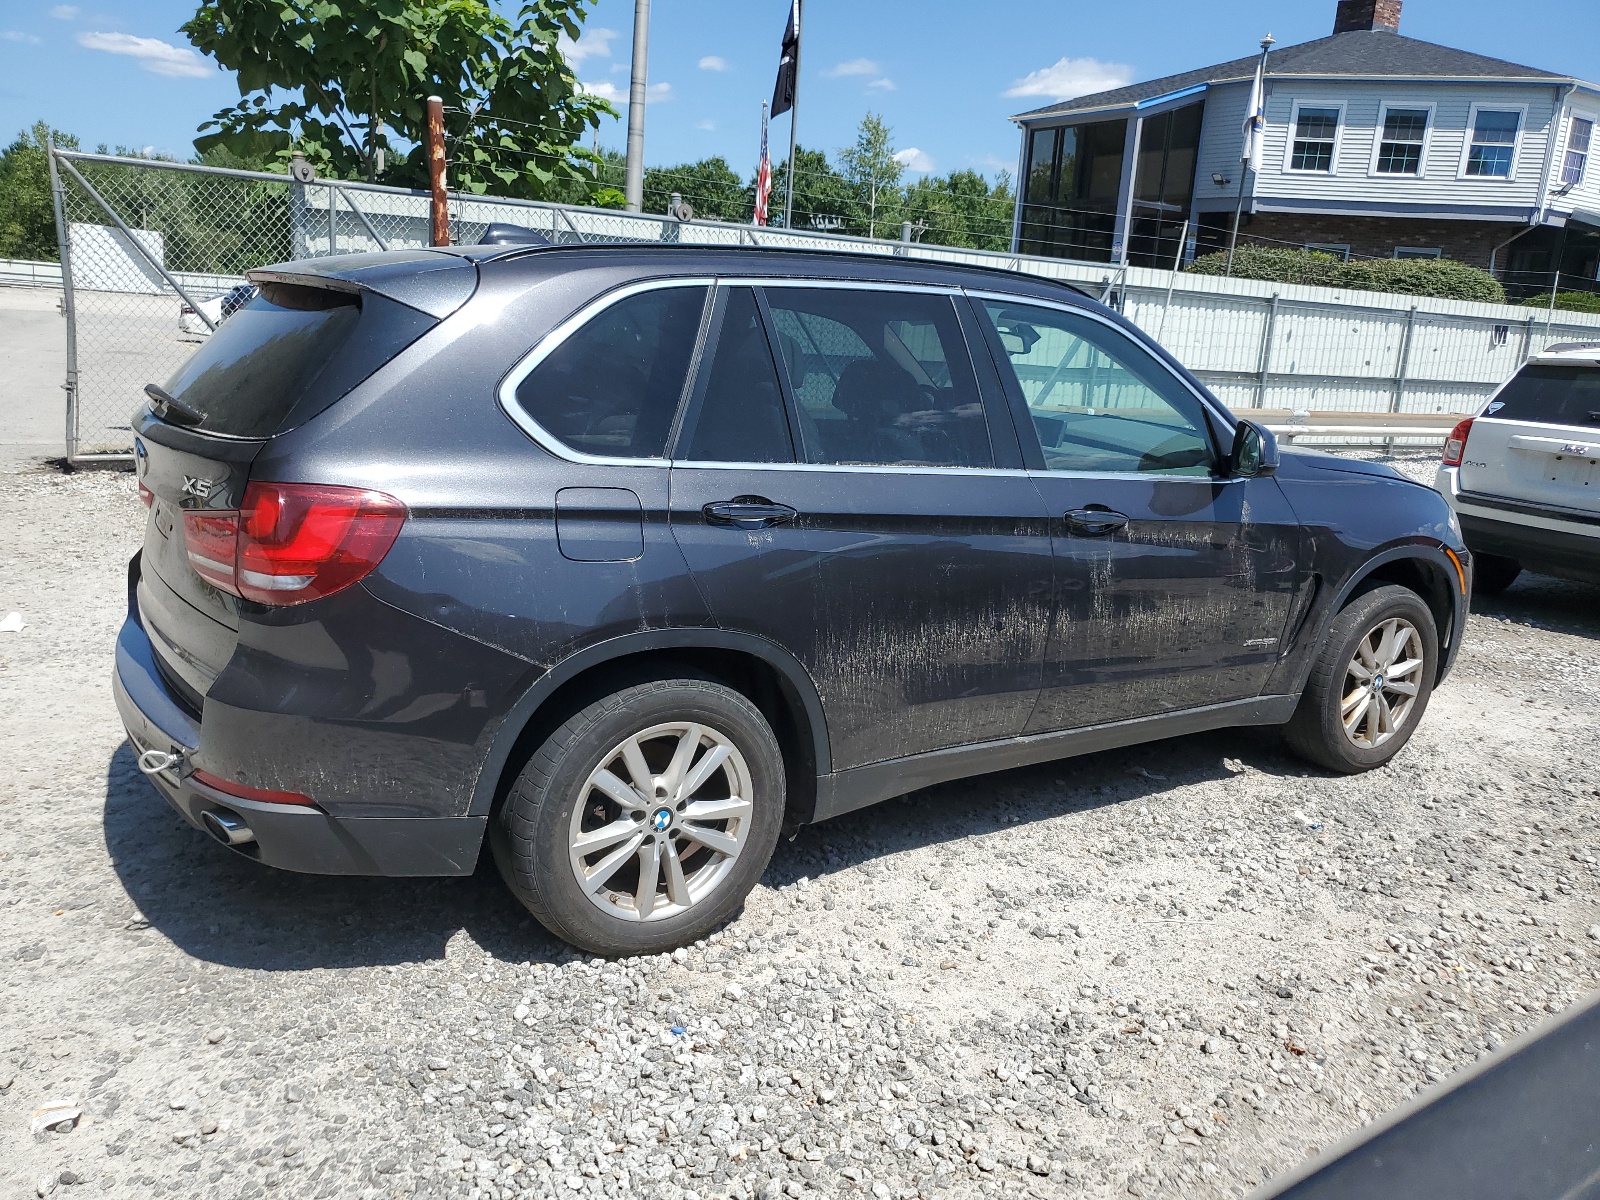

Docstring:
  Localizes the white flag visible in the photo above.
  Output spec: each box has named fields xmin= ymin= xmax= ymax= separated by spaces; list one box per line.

xmin=1240 ymin=51 xmax=1268 ymax=173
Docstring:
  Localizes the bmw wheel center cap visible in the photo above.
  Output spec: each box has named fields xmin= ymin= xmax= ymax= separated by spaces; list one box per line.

xmin=652 ymin=808 xmax=673 ymax=833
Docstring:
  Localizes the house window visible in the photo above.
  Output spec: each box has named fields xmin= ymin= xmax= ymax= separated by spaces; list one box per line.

xmin=1465 ymin=109 xmax=1521 ymax=177
xmin=1394 ymin=247 xmax=1442 ymax=260
xmin=1306 ymin=242 xmax=1351 ymax=261
xmin=1376 ymin=108 xmax=1429 ymax=175
xmin=1290 ymin=107 xmax=1341 ymax=172
xmin=1563 ymin=116 xmax=1593 ymax=188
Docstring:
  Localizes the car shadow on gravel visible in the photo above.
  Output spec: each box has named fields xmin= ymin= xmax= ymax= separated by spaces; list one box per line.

xmin=1470 ymin=573 xmax=1600 ymax=640
xmin=101 ymin=742 xmax=566 ymax=972
xmin=762 ymin=724 xmax=1301 ymax=889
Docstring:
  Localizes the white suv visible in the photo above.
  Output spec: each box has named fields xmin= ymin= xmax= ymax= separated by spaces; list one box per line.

xmin=1436 ymin=341 xmax=1600 ymax=593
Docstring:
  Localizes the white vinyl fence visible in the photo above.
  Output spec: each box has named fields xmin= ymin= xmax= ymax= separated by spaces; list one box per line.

xmin=41 ymin=148 xmax=1600 ymax=462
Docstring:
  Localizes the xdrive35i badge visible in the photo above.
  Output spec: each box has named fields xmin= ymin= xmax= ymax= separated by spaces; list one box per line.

xmin=182 ymin=475 xmax=220 ymax=499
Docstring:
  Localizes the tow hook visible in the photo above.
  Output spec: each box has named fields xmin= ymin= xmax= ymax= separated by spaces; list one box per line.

xmin=136 ymin=748 xmax=185 ymax=776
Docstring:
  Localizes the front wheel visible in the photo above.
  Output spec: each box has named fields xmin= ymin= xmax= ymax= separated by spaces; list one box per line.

xmin=1283 ymin=584 xmax=1439 ymax=774
xmin=491 ymin=678 xmax=786 ymax=957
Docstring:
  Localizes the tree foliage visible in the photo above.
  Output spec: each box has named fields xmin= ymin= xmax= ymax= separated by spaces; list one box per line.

xmin=0 ymin=122 xmax=78 ymax=261
xmin=182 ymin=0 xmax=615 ymax=200
xmin=1188 ymin=245 xmax=1507 ymax=303
xmin=644 ymin=157 xmax=749 ymax=222
xmin=836 ymin=113 xmax=904 ymax=239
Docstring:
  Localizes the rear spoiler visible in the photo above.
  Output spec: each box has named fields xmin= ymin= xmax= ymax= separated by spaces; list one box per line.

xmin=246 ymin=251 xmax=478 ymax=319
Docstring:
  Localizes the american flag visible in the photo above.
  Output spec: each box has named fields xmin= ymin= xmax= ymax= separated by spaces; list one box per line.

xmin=754 ymin=105 xmax=772 ymax=227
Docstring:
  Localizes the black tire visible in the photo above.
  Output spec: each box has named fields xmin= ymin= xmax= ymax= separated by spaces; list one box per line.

xmin=490 ymin=678 xmax=785 ymax=957
xmin=1470 ymin=552 xmax=1522 ymax=596
xmin=1283 ymin=584 xmax=1439 ymax=774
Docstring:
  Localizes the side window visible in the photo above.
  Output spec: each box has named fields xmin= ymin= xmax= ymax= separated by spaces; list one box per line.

xmin=981 ymin=301 xmax=1216 ymax=476
xmin=513 ymin=286 xmax=706 ymax=458
xmin=681 ymin=288 xmax=794 ymax=463
xmin=763 ymin=288 xmax=993 ymax=468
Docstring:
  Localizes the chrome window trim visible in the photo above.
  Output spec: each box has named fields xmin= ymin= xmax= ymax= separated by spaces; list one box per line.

xmin=497 ymin=276 xmax=717 ymax=467
xmin=963 ymin=287 xmax=1241 ymax=468
xmin=667 ymin=459 xmax=1036 ymax=479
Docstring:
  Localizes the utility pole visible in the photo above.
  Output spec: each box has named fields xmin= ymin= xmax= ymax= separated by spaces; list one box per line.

xmin=425 ymin=95 xmax=449 ymax=246
xmin=624 ymin=0 xmax=651 ymax=213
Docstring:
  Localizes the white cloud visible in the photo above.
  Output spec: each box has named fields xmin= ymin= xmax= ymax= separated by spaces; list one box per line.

xmin=868 ymin=77 xmax=895 ymax=91
xmin=49 ymin=5 xmax=79 ymax=19
xmin=558 ymin=27 xmax=617 ymax=66
xmin=894 ymin=147 xmax=934 ymax=173
xmin=697 ymin=120 xmax=716 ymax=131
xmin=78 ymin=31 xmax=212 ymax=78
xmin=697 ymin=55 xmax=727 ymax=72
xmin=2 ymin=30 xmax=42 ymax=43
xmin=1005 ymin=56 xmax=1135 ymax=101
xmin=582 ymin=79 xmax=671 ymax=105
xmin=826 ymin=58 xmax=879 ymax=78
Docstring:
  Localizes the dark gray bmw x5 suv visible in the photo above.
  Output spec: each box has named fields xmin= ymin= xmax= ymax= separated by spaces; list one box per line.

xmin=117 ymin=243 xmax=1470 ymax=955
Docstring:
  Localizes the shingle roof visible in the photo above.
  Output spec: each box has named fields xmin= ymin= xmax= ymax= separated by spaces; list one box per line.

xmin=1012 ymin=29 xmax=1571 ymax=122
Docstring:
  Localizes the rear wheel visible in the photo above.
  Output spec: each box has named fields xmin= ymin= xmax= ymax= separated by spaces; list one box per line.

xmin=491 ymin=678 xmax=785 ymax=956
xmin=1284 ymin=585 xmax=1439 ymax=774
xmin=1471 ymin=553 xmax=1521 ymax=595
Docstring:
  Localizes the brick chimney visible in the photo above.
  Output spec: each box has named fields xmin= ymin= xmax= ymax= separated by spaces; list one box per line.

xmin=1334 ymin=0 xmax=1401 ymax=33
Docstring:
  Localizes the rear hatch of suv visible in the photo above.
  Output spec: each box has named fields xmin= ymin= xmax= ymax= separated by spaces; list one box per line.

xmin=1458 ymin=355 xmax=1600 ymax=514
xmin=134 ymin=252 xmax=476 ymax=712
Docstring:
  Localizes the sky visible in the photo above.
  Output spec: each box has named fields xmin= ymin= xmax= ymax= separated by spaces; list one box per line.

xmin=2 ymin=0 xmax=1598 ymax=183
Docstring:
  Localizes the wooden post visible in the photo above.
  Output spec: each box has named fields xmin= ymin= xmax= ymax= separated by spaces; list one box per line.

xmin=426 ymin=95 xmax=449 ymax=246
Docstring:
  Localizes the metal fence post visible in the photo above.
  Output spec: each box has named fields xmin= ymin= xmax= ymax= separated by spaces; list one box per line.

xmin=327 ymin=183 xmax=338 ymax=255
xmin=331 ymin=185 xmax=389 ymax=252
xmin=1256 ymin=294 xmax=1280 ymax=409
xmin=46 ymin=142 xmax=81 ymax=463
xmin=1391 ymin=305 xmax=1418 ymax=414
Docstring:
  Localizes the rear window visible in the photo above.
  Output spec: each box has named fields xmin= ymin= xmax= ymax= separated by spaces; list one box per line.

xmin=159 ymin=281 xmax=433 ymax=438
xmin=1485 ymin=364 xmax=1600 ymax=428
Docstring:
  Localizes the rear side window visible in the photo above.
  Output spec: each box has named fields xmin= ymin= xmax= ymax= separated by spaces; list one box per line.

xmin=160 ymin=281 xmax=394 ymax=439
xmin=1485 ymin=365 xmax=1600 ymax=427
xmin=763 ymin=288 xmax=994 ymax=468
xmin=515 ymin=286 xmax=707 ymax=458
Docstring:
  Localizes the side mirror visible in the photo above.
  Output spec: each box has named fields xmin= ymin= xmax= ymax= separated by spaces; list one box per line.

xmin=1230 ymin=419 xmax=1279 ymax=478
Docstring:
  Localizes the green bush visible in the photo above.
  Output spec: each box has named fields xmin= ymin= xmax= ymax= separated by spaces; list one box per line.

xmin=1520 ymin=289 xmax=1600 ymax=314
xmin=1187 ymin=245 xmax=1506 ymax=303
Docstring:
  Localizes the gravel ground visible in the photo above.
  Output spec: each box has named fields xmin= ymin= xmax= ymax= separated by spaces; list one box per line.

xmin=2 ymin=451 xmax=1598 ymax=1200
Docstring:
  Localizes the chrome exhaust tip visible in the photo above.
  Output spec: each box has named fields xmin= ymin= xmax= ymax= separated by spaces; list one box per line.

xmin=201 ymin=809 xmax=254 ymax=847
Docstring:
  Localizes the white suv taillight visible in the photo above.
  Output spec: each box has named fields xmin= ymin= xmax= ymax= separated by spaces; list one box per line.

xmin=183 ymin=482 xmax=406 ymax=605
xmin=1441 ymin=418 xmax=1474 ymax=467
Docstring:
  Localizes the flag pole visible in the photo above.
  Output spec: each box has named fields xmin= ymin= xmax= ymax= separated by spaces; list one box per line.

xmin=783 ymin=0 xmax=802 ymax=229
xmin=1226 ymin=33 xmax=1274 ymax=276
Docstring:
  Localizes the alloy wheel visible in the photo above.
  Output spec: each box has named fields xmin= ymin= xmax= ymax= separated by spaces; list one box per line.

xmin=567 ymin=722 xmax=754 ymax=922
xmin=1340 ymin=617 xmax=1425 ymax=749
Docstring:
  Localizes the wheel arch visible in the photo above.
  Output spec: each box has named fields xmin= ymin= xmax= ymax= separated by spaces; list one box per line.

xmin=1330 ymin=543 xmax=1465 ymax=681
xmin=469 ymin=629 xmax=830 ymax=826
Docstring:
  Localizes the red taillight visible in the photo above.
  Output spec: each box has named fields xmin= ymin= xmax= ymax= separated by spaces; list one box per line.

xmin=138 ymin=482 xmax=154 ymax=507
xmin=1441 ymin=418 xmax=1474 ymax=467
xmin=182 ymin=482 xmax=405 ymax=606
xmin=190 ymin=767 xmax=316 ymax=807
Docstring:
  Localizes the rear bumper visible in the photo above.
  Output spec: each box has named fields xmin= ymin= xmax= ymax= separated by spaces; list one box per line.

xmin=113 ymin=611 xmax=485 ymax=877
xmin=1435 ymin=467 xmax=1600 ymax=585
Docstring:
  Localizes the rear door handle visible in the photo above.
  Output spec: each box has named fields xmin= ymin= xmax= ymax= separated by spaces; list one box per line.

xmin=1065 ymin=507 xmax=1129 ymax=537
xmin=702 ymin=497 xmax=799 ymax=529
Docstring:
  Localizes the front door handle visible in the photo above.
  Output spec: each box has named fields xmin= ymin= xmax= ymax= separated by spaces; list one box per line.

xmin=1065 ymin=506 xmax=1129 ymax=537
xmin=702 ymin=496 xmax=799 ymax=529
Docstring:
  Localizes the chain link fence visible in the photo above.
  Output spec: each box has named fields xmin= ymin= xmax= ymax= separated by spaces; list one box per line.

xmin=47 ymin=148 xmax=1600 ymax=463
